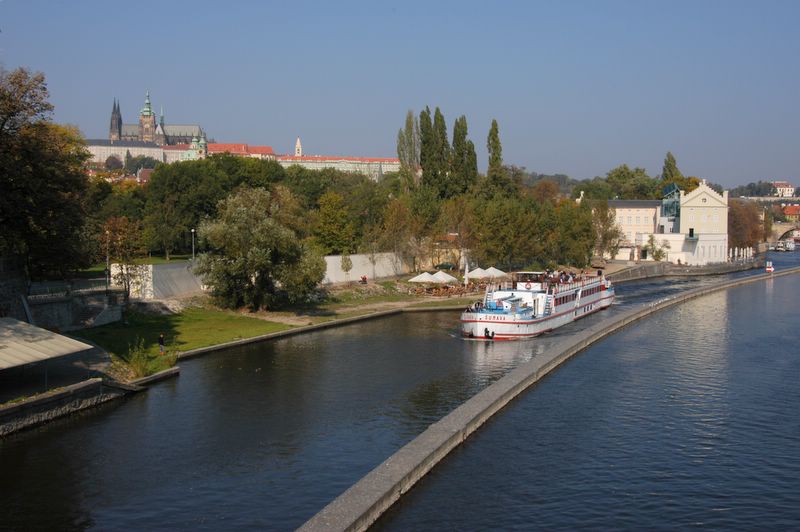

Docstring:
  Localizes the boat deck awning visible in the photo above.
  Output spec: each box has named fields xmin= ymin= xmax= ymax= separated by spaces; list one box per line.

xmin=0 ymin=318 xmax=93 ymax=371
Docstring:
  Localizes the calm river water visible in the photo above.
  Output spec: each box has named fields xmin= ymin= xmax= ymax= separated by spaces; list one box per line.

xmin=378 ymin=261 xmax=800 ymax=530
xmin=1 ymin=255 xmax=797 ymax=530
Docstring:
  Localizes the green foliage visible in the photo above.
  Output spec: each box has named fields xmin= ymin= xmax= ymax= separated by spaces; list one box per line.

xmin=605 ymin=164 xmax=659 ymax=199
xmin=450 ymin=115 xmax=478 ymax=197
xmin=0 ymin=67 xmax=91 ymax=278
xmin=590 ymin=200 xmax=624 ymax=259
xmin=486 ymin=119 xmax=504 ymax=181
xmin=315 ymin=191 xmax=356 ymax=254
xmin=661 ymin=151 xmax=683 ymax=183
xmin=122 ymin=337 xmax=177 ymax=379
xmin=729 ymin=180 xmax=777 ymax=198
xmin=194 ymin=187 xmax=325 ymax=310
xmin=396 ymin=110 xmax=420 ymax=191
xmin=644 ymin=234 xmax=671 ymax=261
xmin=105 ymin=155 xmax=123 ymax=170
xmin=124 ymin=154 xmax=159 ymax=174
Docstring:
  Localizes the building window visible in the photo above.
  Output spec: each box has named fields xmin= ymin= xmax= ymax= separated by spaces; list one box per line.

xmin=628 ymin=216 xmax=632 ymax=224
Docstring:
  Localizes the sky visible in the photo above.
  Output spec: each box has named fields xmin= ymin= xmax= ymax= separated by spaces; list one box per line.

xmin=2 ymin=0 xmax=799 ymax=188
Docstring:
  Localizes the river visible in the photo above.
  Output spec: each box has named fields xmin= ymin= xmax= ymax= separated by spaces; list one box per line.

xmin=0 ymin=255 xmax=797 ymax=530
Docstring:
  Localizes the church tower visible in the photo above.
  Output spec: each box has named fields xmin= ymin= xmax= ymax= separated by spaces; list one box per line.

xmin=138 ymin=91 xmax=157 ymax=143
xmin=295 ymin=136 xmax=302 ymax=156
xmin=109 ymin=99 xmax=122 ymax=141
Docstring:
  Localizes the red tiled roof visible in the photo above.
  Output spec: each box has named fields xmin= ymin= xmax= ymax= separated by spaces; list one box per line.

xmin=208 ymin=143 xmax=250 ymax=155
xmin=276 ymin=155 xmax=399 ymax=163
xmin=783 ymin=205 xmax=800 ymax=216
xmin=248 ymin=146 xmax=275 ymax=155
xmin=772 ymin=181 xmax=794 ymax=188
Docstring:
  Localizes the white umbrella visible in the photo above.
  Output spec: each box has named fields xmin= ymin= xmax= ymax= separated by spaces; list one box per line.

xmin=468 ymin=267 xmax=488 ymax=279
xmin=432 ymin=271 xmax=458 ymax=284
xmin=485 ymin=266 xmax=508 ymax=278
xmin=408 ymin=272 xmax=436 ymax=283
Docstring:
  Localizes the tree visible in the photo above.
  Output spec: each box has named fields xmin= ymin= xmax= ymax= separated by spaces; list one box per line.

xmin=195 ymin=187 xmax=325 ymax=310
xmin=450 ymin=115 xmax=477 ymax=196
xmin=104 ymin=216 xmax=146 ymax=300
xmin=396 ymin=110 xmax=420 ymax=191
xmin=661 ymin=151 xmax=683 ymax=183
xmin=605 ymin=164 xmax=658 ymax=199
xmin=591 ymin=201 xmax=624 ymax=259
xmin=419 ymin=106 xmax=434 ymax=185
xmin=485 ymin=119 xmax=516 ymax=196
xmin=487 ymin=119 xmax=503 ymax=180
xmin=0 ymin=67 xmax=91 ymax=278
xmin=643 ymin=234 xmax=671 ymax=261
xmin=341 ymin=253 xmax=353 ymax=284
xmin=105 ymin=154 xmax=123 ymax=170
xmin=314 ymin=190 xmax=356 ymax=255
xmin=728 ymin=199 xmax=764 ymax=248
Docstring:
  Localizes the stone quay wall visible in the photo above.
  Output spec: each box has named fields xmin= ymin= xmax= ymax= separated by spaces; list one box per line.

xmin=300 ymin=266 xmax=800 ymax=531
xmin=0 ymin=379 xmax=125 ymax=437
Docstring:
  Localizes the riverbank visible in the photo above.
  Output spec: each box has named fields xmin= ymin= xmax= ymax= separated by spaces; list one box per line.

xmin=300 ymin=265 xmax=800 ymax=531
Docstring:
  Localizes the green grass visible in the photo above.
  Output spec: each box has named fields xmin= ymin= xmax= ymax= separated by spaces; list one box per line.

xmin=409 ymin=296 xmax=477 ymax=308
xmin=71 ymin=307 xmax=293 ymax=356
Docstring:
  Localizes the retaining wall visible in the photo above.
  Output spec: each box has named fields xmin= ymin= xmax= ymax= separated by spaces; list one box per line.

xmin=300 ymin=266 xmax=800 ymax=531
xmin=0 ymin=378 xmax=125 ymax=436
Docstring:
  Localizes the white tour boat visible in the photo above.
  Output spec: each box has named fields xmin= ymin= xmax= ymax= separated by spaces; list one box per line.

xmin=460 ymin=271 xmax=615 ymax=340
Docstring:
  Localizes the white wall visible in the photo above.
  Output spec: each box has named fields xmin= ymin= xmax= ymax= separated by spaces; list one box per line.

xmin=323 ymin=252 xmax=409 ymax=284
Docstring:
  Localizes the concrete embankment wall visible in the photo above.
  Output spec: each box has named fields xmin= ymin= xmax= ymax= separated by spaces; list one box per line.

xmin=0 ymin=368 xmax=180 ymax=438
xmin=300 ymin=267 xmax=800 ymax=531
xmin=0 ymin=378 xmax=125 ymax=436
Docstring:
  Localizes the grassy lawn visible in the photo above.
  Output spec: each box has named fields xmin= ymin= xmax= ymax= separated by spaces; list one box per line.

xmin=409 ymin=296 xmax=477 ymax=308
xmin=72 ymin=307 xmax=293 ymax=356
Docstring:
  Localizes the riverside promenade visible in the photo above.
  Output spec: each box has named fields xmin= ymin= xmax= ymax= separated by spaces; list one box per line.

xmin=300 ymin=266 xmax=799 ymax=531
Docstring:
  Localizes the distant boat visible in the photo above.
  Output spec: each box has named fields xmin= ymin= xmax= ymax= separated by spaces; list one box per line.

xmin=460 ymin=271 xmax=614 ymax=340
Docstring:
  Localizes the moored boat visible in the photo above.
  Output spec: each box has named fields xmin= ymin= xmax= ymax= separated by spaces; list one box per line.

xmin=460 ymin=271 xmax=614 ymax=340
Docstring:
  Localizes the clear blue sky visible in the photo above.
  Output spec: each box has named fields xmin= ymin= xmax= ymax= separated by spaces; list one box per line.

xmin=3 ymin=0 xmax=799 ymax=187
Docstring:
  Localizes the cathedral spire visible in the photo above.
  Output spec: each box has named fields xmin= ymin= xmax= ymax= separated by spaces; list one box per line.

xmin=295 ymin=136 xmax=302 ymax=157
xmin=159 ymin=105 xmax=165 ymax=127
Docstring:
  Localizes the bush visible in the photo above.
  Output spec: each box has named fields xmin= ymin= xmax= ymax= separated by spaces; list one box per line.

xmin=124 ymin=337 xmax=177 ymax=379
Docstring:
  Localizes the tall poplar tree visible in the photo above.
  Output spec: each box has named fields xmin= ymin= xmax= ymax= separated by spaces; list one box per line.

xmin=661 ymin=151 xmax=683 ymax=183
xmin=487 ymin=119 xmax=503 ymax=180
xmin=418 ymin=106 xmax=434 ymax=184
xmin=396 ymin=110 xmax=420 ymax=190
xmin=451 ymin=115 xmax=477 ymax=195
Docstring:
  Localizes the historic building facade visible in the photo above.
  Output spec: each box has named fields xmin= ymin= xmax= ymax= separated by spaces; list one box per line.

xmin=108 ymin=92 xmax=204 ymax=146
xmin=604 ymin=181 xmax=730 ymax=265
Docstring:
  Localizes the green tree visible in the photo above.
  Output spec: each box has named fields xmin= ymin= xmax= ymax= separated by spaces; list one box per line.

xmin=661 ymin=151 xmax=683 ymax=183
xmin=341 ymin=253 xmax=353 ymax=284
xmin=643 ymin=234 xmax=671 ymax=261
xmin=104 ymin=216 xmax=146 ymax=301
xmin=396 ymin=110 xmax=420 ymax=191
xmin=314 ymin=190 xmax=356 ymax=255
xmin=605 ymin=164 xmax=658 ymax=199
xmin=418 ymin=106 xmax=434 ymax=185
xmin=0 ymin=67 xmax=91 ymax=278
xmin=450 ymin=115 xmax=478 ymax=196
xmin=105 ymin=155 xmax=123 ymax=170
xmin=485 ymin=119 xmax=516 ymax=196
xmin=195 ymin=187 xmax=325 ymax=310
xmin=591 ymin=200 xmax=624 ymax=259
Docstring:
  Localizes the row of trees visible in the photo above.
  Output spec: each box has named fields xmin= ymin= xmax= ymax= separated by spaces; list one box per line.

xmin=3 ymin=66 xmax=774 ymax=310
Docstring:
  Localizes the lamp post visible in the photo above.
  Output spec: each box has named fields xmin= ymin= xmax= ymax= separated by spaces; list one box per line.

xmin=105 ymin=229 xmax=110 ymax=290
xmin=191 ymin=228 xmax=196 ymax=261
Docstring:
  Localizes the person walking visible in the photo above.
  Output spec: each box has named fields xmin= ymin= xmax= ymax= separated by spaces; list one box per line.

xmin=158 ymin=333 xmax=165 ymax=355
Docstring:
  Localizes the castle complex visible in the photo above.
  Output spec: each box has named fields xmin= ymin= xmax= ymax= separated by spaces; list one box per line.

xmin=85 ymin=93 xmax=399 ymax=180
xmin=108 ymin=92 xmax=203 ymax=146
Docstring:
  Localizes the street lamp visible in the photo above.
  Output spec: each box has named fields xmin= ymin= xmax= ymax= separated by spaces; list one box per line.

xmin=105 ymin=229 xmax=110 ymax=290
xmin=191 ymin=228 xmax=196 ymax=261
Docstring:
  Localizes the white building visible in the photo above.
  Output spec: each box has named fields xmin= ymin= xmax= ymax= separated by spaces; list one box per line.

xmin=772 ymin=180 xmax=795 ymax=198
xmin=607 ymin=181 xmax=730 ymax=265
